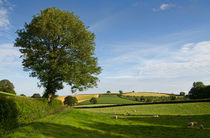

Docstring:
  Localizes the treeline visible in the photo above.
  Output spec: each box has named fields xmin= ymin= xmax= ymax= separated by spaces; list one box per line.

xmin=118 ymin=95 xmax=187 ymax=103
xmin=189 ymin=82 xmax=210 ymax=99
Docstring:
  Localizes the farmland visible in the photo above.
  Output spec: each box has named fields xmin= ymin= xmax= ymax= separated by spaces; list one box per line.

xmin=78 ymin=95 xmax=139 ymax=105
xmin=4 ymin=101 xmax=210 ymax=138
xmin=56 ymin=94 xmax=99 ymax=103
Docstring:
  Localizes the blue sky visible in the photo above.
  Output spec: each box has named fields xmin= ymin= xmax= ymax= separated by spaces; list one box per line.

xmin=1 ymin=0 xmax=210 ymax=96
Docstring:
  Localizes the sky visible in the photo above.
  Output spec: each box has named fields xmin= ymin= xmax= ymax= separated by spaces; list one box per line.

xmin=1 ymin=0 xmax=210 ymax=96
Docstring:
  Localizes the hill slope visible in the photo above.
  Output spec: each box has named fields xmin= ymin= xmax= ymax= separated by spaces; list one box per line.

xmin=4 ymin=102 xmax=210 ymax=138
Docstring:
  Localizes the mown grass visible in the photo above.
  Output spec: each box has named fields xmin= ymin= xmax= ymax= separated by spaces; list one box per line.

xmin=4 ymin=102 xmax=210 ymax=138
xmin=123 ymin=92 xmax=169 ymax=97
xmin=78 ymin=95 xmax=139 ymax=105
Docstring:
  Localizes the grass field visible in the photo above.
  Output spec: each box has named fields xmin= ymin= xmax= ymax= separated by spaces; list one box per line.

xmin=56 ymin=94 xmax=99 ymax=103
xmin=78 ymin=95 xmax=139 ymax=105
xmin=4 ymin=102 xmax=210 ymax=138
xmin=123 ymin=92 xmax=169 ymax=97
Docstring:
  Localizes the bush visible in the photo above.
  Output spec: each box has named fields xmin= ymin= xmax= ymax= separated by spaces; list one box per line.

xmin=90 ymin=97 xmax=97 ymax=104
xmin=20 ymin=94 xmax=26 ymax=97
xmin=0 ymin=79 xmax=16 ymax=94
xmin=31 ymin=93 xmax=41 ymax=98
xmin=0 ymin=95 xmax=62 ymax=130
xmin=64 ymin=96 xmax=78 ymax=106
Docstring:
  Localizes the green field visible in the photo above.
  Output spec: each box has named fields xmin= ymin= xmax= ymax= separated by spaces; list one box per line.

xmin=78 ymin=95 xmax=139 ymax=105
xmin=4 ymin=102 xmax=210 ymax=138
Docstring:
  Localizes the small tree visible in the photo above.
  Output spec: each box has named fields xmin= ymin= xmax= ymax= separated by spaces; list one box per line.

xmin=119 ymin=90 xmax=123 ymax=94
xmin=106 ymin=91 xmax=111 ymax=94
xmin=90 ymin=97 xmax=97 ymax=104
xmin=0 ymin=79 xmax=16 ymax=94
xmin=64 ymin=96 xmax=78 ymax=106
xmin=140 ymin=96 xmax=145 ymax=102
xmin=31 ymin=93 xmax=41 ymax=98
xmin=180 ymin=92 xmax=185 ymax=96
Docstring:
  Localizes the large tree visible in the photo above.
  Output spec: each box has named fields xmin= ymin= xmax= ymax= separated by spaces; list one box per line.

xmin=0 ymin=79 xmax=16 ymax=94
xmin=15 ymin=7 xmax=101 ymax=99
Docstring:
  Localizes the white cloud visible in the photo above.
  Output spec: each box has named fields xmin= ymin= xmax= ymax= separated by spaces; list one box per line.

xmin=160 ymin=4 xmax=170 ymax=10
xmin=0 ymin=43 xmax=21 ymax=72
xmin=153 ymin=3 xmax=175 ymax=12
xmin=0 ymin=0 xmax=13 ymax=29
xmin=96 ymin=40 xmax=210 ymax=93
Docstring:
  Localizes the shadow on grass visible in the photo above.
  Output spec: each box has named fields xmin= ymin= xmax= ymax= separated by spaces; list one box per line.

xmin=15 ymin=122 xmax=118 ymax=138
xmin=80 ymin=115 xmax=210 ymax=138
xmin=121 ymin=114 xmax=210 ymax=127
xmin=15 ymin=114 xmax=209 ymax=138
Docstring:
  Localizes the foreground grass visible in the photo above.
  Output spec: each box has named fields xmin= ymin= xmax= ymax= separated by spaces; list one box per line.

xmin=4 ymin=102 xmax=210 ymax=138
xmin=79 ymin=95 xmax=139 ymax=105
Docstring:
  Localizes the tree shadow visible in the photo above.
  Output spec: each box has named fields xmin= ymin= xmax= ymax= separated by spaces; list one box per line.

xmin=16 ymin=122 xmax=121 ymax=138
xmin=80 ymin=115 xmax=210 ymax=138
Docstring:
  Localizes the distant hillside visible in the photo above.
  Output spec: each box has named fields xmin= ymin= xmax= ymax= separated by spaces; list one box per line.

xmin=123 ymin=92 xmax=169 ymax=97
xmin=57 ymin=94 xmax=99 ymax=103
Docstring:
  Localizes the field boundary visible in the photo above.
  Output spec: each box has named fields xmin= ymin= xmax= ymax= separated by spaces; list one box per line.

xmin=75 ymin=98 xmax=210 ymax=109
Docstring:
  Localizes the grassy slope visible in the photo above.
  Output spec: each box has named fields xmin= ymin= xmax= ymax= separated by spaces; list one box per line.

xmin=123 ymin=92 xmax=169 ymax=97
xmin=78 ymin=95 xmax=139 ymax=105
xmin=5 ymin=102 xmax=210 ymax=138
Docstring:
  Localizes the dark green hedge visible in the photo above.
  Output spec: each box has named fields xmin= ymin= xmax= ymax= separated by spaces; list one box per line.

xmin=0 ymin=95 xmax=62 ymax=130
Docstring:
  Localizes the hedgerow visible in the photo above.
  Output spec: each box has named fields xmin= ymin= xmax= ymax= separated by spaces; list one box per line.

xmin=0 ymin=95 xmax=62 ymax=130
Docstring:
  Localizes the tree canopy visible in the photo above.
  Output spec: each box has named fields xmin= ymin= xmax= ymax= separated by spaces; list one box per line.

xmin=0 ymin=79 xmax=16 ymax=94
xmin=14 ymin=7 xmax=101 ymax=98
xmin=188 ymin=81 xmax=210 ymax=99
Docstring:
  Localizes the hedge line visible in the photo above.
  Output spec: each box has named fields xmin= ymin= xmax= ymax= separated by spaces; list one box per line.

xmin=75 ymin=98 xmax=210 ymax=109
xmin=0 ymin=95 xmax=63 ymax=130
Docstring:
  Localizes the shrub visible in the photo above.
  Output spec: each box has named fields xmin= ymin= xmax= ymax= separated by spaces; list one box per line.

xmin=90 ymin=97 xmax=97 ymax=104
xmin=0 ymin=95 xmax=62 ymax=130
xmin=64 ymin=96 xmax=78 ymax=106
xmin=31 ymin=93 xmax=41 ymax=98
xmin=0 ymin=79 xmax=16 ymax=94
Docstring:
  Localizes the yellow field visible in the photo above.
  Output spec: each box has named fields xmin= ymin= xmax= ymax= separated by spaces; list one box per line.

xmin=123 ymin=92 xmax=169 ymax=97
xmin=56 ymin=94 xmax=99 ymax=103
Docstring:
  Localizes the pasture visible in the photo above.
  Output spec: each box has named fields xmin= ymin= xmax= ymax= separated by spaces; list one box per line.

xmin=78 ymin=95 xmax=139 ymax=105
xmin=4 ymin=102 xmax=210 ymax=138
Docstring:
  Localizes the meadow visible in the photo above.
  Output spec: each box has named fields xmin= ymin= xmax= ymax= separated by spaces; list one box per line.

xmin=78 ymin=95 xmax=139 ymax=105
xmin=1 ymin=92 xmax=210 ymax=138
xmin=4 ymin=102 xmax=210 ymax=138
